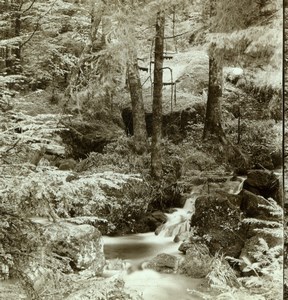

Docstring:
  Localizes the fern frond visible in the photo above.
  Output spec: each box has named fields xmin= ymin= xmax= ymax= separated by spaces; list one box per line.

xmin=253 ymin=227 xmax=283 ymax=238
xmin=243 ymin=218 xmax=281 ymax=228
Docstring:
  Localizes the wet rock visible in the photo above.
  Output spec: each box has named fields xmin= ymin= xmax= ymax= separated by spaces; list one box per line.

xmin=240 ymin=189 xmax=273 ymax=219
xmin=178 ymin=241 xmax=194 ymax=254
xmin=179 ymin=245 xmax=212 ymax=278
xmin=173 ymin=232 xmax=190 ymax=243
xmin=145 ymin=253 xmax=179 ymax=273
xmin=142 ymin=211 xmax=167 ymax=232
xmin=151 ymin=211 xmax=168 ymax=223
xmin=243 ymin=170 xmax=281 ymax=205
xmin=191 ymin=192 xmax=246 ymax=257
xmin=44 ymin=221 xmax=105 ymax=274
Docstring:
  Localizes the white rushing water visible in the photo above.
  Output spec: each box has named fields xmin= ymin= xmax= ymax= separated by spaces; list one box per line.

xmin=103 ymin=176 xmax=246 ymax=300
xmin=103 ymin=231 xmax=203 ymax=300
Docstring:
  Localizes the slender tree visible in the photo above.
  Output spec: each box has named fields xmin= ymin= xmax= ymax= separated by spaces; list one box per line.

xmin=151 ymin=10 xmax=165 ymax=179
xmin=202 ymin=0 xmax=226 ymax=142
xmin=203 ymin=45 xmax=225 ymax=141
xmin=127 ymin=52 xmax=147 ymax=154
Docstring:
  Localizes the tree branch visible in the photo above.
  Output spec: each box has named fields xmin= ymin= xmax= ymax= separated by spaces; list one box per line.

xmin=21 ymin=0 xmax=57 ymax=47
xmin=164 ymin=30 xmax=192 ymax=40
xmin=21 ymin=0 xmax=37 ymax=15
xmin=4 ymin=138 xmax=21 ymax=153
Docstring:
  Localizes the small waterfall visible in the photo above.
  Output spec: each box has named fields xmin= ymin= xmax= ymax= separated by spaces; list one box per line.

xmin=225 ymin=176 xmax=246 ymax=195
xmin=156 ymin=176 xmax=245 ymax=238
xmin=157 ymin=209 xmax=191 ymax=237
xmin=157 ymin=195 xmax=197 ymax=238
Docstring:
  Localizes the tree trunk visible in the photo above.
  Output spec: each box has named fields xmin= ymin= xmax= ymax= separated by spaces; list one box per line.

xmin=203 ymin=0 xmax=226 ymax=142
xmin=15 ymin=12 xmax=21 ymax=36
xmin=127 ymin=54 xmax=147 ymax=154
xmin=151 ymin=10 xmax=165 ymax=179
xmin=203 ymin=53 xmax=226 ymax=142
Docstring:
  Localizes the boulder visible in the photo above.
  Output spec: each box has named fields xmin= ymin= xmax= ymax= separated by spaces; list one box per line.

xmin=178 ymin=241 xmax=194 ymax=254
xmin=142 ymin=211 xmax=167 ymax=232
xmin=243 ymin=170 xmax=281 ymax=205
xmin=151 ymin=211 xmax=168 ymax=223
xmin=173 ymin=231 xmax=190 ymax=243
xmin=145 ymin=253 xmax=179 ymax=273
xmin=179 ymin=245 xmax=212 ymax=278
xmin=225 ymin=67 xmax=244 ymax=84
xmin=60 ymin=120 xmax=123 ymax=159
xmin=190 ymin=192 xmax=246 ymax=257
xmin=63 ymin=276 xmax=142 ymax=300
xmin=66 ymin=216 xmax=109 ymax=233
xmin=44 ymin=221 xmax=105 ymax=274
xmin=240 ymin=189 xmax=273 ymax=219
xmin=58 ymin=158 xmax=77 ymax=170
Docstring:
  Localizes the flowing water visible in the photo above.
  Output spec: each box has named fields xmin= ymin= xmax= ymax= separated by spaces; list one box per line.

xmin=103 ymin=176 xmax=246 ymax=300
xmin=103 ymin=232 xmax=203 ymax=300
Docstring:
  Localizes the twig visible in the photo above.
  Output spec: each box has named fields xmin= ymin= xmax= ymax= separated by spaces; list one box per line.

xmin=4 ymin=138 xmax=21 ymax=153
xmin=21 ymin=0 xmax=37 ymax=14
xmin=21 ymin=0 xmax=58 ymax=48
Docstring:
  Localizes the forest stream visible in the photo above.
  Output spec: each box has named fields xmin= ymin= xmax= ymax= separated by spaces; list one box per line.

xmin=102 ymin=176 xmax=246 ymax=300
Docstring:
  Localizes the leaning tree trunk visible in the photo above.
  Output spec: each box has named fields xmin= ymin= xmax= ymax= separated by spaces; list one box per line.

xmin=151 ymin=10 xmax=165 ymax=179
xmin=127 ymin=54 xmax=147 ymax=154
xmin=202 ymin=53 xmax=226 ymax=143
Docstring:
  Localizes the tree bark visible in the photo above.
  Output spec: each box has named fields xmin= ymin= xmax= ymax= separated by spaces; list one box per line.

xmin=203 ymin=53 xmax=226 ymax=142
xmin=203 ymin=0 xmax=226 ymax=142
xmin=127 ymin=54 xmax=147 ymax=154
xmin=151 ymin=10 xmax=165 ymax=179
xmin=15 ymin=12 xmax=21 ymax=36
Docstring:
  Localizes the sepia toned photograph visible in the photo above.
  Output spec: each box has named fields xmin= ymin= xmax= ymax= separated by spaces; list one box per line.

xmin=0 ymin=0 xmax=284 ymax=299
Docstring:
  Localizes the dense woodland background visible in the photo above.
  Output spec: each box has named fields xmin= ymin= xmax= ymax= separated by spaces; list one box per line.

xmin=0 ymin=0 xmax=286 ymax=299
